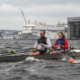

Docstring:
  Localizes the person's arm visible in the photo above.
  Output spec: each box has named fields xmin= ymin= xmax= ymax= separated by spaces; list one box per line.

xmin=61 ymin=40 xmax=68 ymax=49
xmin=43 ymin=39 xmax=52 ymax=48
xmin=34 ymin=41 xmax=38 ymax=48
xmin=53 ymin=41 xmax=57 ymax=49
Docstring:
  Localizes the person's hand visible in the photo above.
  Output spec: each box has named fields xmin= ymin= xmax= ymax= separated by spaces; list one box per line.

xmin=34 ymin=47 xmax=38 ymax=49
xmin=54 ymin=45 xmax=58 ymax=48
xmin=41 ymin=43 xmax=44 ymax=46
xmin=59 ymin=44 xmax=61 ymax=47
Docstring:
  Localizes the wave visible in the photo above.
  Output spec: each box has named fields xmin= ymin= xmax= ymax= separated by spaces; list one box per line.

xmin=26 ymin=57 xmax=44 ymax=62
xmin=73 ymin=60 xmax=80 ymax=64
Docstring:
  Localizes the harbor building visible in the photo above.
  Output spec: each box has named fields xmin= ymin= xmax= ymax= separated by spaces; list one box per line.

xmin=67 ymin=17 xmax=80 ymax=39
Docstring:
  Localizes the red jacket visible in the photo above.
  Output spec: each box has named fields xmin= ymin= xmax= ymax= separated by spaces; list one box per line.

xmin=53 ymin=39 xmax=68 ymax=49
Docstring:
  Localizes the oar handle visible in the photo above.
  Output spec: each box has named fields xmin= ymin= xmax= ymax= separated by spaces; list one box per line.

xmin=9 ymin=50 xmax=17 ymax=53
xmin=31 ymin=49 xmax=37 ymax=52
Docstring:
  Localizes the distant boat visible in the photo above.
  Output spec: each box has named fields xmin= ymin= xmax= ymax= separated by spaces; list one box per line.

xmin=18 ymin=8 xmax=68 ymax=40
xmin=18 ymin=21 xmax=68 ymax=40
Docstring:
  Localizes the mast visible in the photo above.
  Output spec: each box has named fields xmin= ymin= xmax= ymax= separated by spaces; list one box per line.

xmin=18 ymin=8 xmax=27 ymax=25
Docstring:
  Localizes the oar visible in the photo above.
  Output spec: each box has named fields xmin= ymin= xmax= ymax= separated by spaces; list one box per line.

xmin=57 ymin=51 xmax=75 ymax=63
xmin=49 ymin=48 xmax=75 ymax=63
xmin=53 ymin=45 xmax=75 ymax=49
xmin=4 ymin=48 xmax=33 ymax=53
xmin=0 ymin=51 xmax=27 ymax=57
xmin=63 ymin=46 xmax=76 ymax=49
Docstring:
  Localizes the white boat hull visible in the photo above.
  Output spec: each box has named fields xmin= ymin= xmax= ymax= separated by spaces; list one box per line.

xmin=19 ymin=32 xmax=68 ymax=40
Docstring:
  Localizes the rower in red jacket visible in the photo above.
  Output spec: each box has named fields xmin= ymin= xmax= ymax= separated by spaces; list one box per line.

xmin=50 ymin=32 xmax=68 ymax=54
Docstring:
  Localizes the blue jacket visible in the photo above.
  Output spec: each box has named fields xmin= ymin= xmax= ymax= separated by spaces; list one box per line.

xmin=56 ymin=39 xmax=65 ymax=45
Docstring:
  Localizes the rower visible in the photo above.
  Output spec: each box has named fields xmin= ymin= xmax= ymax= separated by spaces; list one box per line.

xmin=30 ymin=30 xmax=52 ymax=55
xmin=50 ymin=32 xmax=68 ymax=54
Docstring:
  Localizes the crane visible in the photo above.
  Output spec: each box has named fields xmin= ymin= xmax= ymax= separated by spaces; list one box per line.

xmin=18 ymin=8 xmax=27 ymax=25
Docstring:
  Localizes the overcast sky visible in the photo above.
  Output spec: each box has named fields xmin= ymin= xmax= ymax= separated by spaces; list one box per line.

xmin=0 ymin=0 xmax=80 ymax=30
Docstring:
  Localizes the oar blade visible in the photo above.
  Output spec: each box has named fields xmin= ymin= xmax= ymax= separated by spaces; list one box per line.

xmin=68 ymin=58 xmax=75 ymax=63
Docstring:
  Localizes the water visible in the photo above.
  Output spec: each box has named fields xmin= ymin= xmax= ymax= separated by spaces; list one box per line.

xmin=0 ymin=40 xmax=80 ymax=80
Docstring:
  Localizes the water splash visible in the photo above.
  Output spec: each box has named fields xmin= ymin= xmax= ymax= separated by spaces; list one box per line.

xmin=62 ymin=58 xmax=67 ymax=61
xmin=26 ymin=57 xmax=43 ymax=62
xmin=62 ymin=57 xmax=80 ymax=64
xmin=70 ymin=50 xmax=80 ymax=52
xmin=73 ymin=60 xmax=80 ymax=64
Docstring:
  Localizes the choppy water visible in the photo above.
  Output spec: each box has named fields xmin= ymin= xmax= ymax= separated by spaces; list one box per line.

xmin=0 ymin=40 xmax=80 ymax=80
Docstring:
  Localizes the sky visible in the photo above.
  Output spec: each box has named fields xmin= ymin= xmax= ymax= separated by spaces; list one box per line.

xmin=0 ymin=0 xmax=80 ymax=30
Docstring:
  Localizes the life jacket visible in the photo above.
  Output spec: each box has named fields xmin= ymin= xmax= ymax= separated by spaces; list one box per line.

xmin=56 ymin=39 xmax=65 ymax=46
xmin=37 ymin=37 xmax=47 ymax=44
xmin=37 ymin=37 xmax=47 ymax=52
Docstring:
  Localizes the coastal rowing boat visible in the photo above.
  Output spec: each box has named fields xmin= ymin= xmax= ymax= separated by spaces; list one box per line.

xmin=0 ymin=53 xmax=63 ymax=62
xmin=0 ymin=50 xmax=80 ymax=62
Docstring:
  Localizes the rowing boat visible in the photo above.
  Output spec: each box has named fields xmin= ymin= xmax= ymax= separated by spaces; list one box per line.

xmin=0 ymin=53 xmax=63 ymax=62
xmin=0 ymin=50 xmax=80 ymax=62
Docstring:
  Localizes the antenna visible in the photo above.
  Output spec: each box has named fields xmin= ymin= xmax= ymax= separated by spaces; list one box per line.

xmin=18 ymin=8 xmax=27 ymax=25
